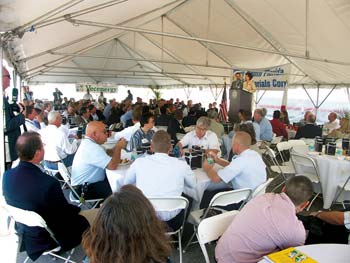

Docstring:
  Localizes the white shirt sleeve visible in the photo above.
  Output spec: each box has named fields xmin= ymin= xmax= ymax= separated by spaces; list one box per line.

xmin=183 ymin=163 xmax=196 ymax=189
xmin=217 ymin=158 xmax=242 ymax=183
xmin=124 ymin=162 xmax=137 ymax=185
xmin=180 ymin=132 xmax=191 ymax=148
xmin=208 ymin=132 xmax=221 ymax=151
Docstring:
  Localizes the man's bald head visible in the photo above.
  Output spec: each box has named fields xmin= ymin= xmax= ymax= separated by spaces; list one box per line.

xmin=232 ymin=131 xmax=251 ymax=154
xmin=86 ymin=121 xmax=107 ymax=144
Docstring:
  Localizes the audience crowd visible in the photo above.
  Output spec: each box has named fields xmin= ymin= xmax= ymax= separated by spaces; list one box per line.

xmin=2 ymin=66 xmax=350 ymax=263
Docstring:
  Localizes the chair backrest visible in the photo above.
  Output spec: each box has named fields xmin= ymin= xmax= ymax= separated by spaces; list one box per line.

xmin=198 ymin=210 xmax=239 ymax=245
xmin=271 ymin=136 xmax=283 ymax=145
xmin=251 ymin=178 xmax=274 ymax=199
xmin=176 ymin=133 xmax=185 ymax=140
xmin=290 ymin=152 xmax=319 ymax=177
xmin=288 ymin=139 xmax=306 ymax=148
xmin=291 ymin=145 xmax=309 ymax=154
xmin=5 ymin=204 xmax=47 ymax=228
xmin=149 ymin=197 xmax=189 ymax=233
xmin=57 ymin=163 xmax=80 ymax=200
xmin=5 ymin=204 xmax=59 ymax=244
xmin=209 ymin=188 xmax=252 ymax=209
xmin=148 ymin=196 xmax=189 ymax=212
xmin=276 ymin=141 xmax=290 ymax=152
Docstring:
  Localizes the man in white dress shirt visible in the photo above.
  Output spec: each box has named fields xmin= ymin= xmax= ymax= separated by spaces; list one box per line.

xmin=202 ymin=131 xmax=266 ymax=207
xmin=24 ymin=105 xmax=40 ymax=132
xmin=177 ymin=116 xmax=221 ymax=155
xmin=39 ymin=111 xmax=79 ymax=169
xmin=124 ymin=130 xmax=196 ymax=230
xmin=324 ymin=112 xmax=340 ymax=133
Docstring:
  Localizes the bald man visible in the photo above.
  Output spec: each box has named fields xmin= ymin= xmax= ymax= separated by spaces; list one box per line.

xmin=203 ymin=131 xmax=266 ymax=191
xmin=71 ymin=121 xmax=126 ymax=199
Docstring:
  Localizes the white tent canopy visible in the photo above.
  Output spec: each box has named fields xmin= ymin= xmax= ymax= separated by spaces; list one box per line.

xmin=1 ymin=0 xmax=350 ymax=87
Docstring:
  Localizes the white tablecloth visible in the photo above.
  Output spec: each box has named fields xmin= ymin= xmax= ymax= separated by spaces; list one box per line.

xmin=106 ymin=161 xmax=216 ymax=209
xmin=259 ymin=244 xmax=350 ymax=263
xmin=296 ymin=151 xmax=350 ymax=209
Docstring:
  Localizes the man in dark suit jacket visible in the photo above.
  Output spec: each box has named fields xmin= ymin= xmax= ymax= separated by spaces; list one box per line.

xmin=295 ymin=113 xmax=322 ymax=139
xmin=2 ymin=132 xmax=90 ymax=261
xmin=3 ymin=66 xmax=25 ymax=166
xmin=155 ymin=105 xmax=172 ymax=126
xmin=167 ymin=109 xmax=186 ymax=143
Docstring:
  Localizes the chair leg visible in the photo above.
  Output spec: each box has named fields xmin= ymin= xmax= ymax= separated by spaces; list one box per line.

xmin=178 ymin=232 xmax=182 ymax=263
xmin=197 ymin=233 xmax=210 ymax=263
xmin=183 ymin=226 xmax=197 ymax=252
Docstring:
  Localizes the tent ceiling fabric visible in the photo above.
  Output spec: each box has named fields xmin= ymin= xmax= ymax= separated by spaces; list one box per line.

xmin=1 ymin=0 xmax=350 ymax=87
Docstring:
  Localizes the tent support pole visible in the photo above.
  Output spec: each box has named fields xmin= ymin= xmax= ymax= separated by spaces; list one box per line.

xmin=205 ymin=0 xmax=212 ymax=66
xmin=302 ymin=84 xmax=317 ymax=109
xmin=0 ymin=40 xmax=5 ymax=180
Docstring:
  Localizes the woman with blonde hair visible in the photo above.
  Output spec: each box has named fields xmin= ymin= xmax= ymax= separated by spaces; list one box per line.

xmin=328 ymin=117 xmax=350 ymax=138
xmin=82 ymin=185 xmax=172 ymax=263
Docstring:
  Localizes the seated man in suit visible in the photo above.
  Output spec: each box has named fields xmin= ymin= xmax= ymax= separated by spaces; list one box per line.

xmin=124 ymin=130 xmax=196 ymax=230
xmin=167 ymin=109 xmax=186 ymax=143
xmin=2 ymin=132 xmax=91 ymax=261
xmin=295 ymin=113 xmax=322 ymax=139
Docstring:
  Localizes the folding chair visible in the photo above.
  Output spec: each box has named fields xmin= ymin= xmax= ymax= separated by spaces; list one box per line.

xmin=197 ymin=210 xmax=239 ymax=263
xmin=42 ymin=161 xmax=68 ymax=190
xmin=251 ymin=178 xmax=274 ymax=199
xmin=5 ymin=204 xmax=76 ymax=263
xmin=290 ymin=152 xmax=323 ymax=210
xmin=183 ymin=188 xmax=251 ymax=252
xmin=57 ymin=163 xmax=103 ymax=209
xmin=264 ymin=146 xmax=295 ymax=191
xmin=148 ymin=197 xmax=189 ymax=263
xmin=332 ymin=174 xmax=350 ymax=209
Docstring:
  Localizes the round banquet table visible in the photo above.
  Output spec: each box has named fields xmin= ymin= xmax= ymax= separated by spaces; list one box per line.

xmin=292 ymin=149 xmax=350 ymax=209
xmin=258 ymin=244 xmax=350 ymax=263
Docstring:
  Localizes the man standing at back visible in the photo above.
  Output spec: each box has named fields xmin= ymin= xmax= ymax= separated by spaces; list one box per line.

xmin=2 ymin=132 xmax=89 ymax=261
xmin=215 ymin=175 xmax=313 ymax=263
xmin=3 ymin=66 xmax=25 ymax=167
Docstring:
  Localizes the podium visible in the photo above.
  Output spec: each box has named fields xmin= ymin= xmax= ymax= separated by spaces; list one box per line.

xmin=228 ymin=88 xmax=253 ymax=122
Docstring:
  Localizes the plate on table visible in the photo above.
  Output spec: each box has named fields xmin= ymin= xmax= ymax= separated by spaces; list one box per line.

xmin=119 ymin=159 xmax=131 ymax=166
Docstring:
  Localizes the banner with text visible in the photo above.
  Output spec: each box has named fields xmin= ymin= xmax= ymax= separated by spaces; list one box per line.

xmin=76 ymin=83 xmax=118 ymax=93
xmin=233 ymin=65 xmax=290 ymax=89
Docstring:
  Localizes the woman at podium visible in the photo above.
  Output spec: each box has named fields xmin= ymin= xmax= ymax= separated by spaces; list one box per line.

xmin=243 ymin=71 xmax=256 ymax=93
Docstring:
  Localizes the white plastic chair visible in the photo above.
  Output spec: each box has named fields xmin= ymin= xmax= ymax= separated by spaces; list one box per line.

xmin=264 ymin=146 xmax=295 ymax=191
xmin=149 ymin=197 xmax=189 ymax=263
xmin=197 ymin=210 xmax=239 ymax=263
xmin=291 ymin=144 xmax=309 ymax=154
xmin=251 ymin=178 xmax=274 ymax=199
xmin=58 ymin=163 xmax=103 ymax=209
xmin=290 ymin=152 xmax=322 ymax=210
xmin=5 ymin=204 xmax=76 ymax=263
xmin=332 ymin=174 xmax=350 ymax=209
xmin=176 ymin=133 xmax=185 ymax=140
xmin=184 ymin=188 xmax=251 ymax=252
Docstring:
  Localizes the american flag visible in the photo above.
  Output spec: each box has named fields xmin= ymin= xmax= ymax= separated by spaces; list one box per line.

xmin=219 ymin=83 xmax=228 ymax=122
